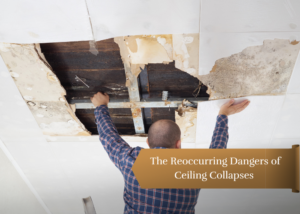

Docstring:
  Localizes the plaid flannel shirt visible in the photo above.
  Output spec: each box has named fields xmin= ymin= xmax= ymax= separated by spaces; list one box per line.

xmin=95 ymin=105 xmax=228 ymax=214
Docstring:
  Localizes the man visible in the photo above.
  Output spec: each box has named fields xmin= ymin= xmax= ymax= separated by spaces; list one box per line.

xmin=91 ymin=92 xmax=250 ymax=213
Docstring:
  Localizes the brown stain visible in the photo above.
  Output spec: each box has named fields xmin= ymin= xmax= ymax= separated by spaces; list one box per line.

xmin=132 ymin=108 xmax=142 ymax=118
xmin=125 ymin=36 xmax=138 ymax=53
xmin=291 ymin=40 xmax=299 ymax=45
xmin=209 ymin=64 xmax=217 ymax=73
xmin=47 ymin=73 xmax=58 ymax=82
xmin=28 ymin=32 xmax=39 ymax=38
xmin=164 ymin=100 xmax=171 ymax=106
xmin=75 ymin=131 xmax=91 ymax=136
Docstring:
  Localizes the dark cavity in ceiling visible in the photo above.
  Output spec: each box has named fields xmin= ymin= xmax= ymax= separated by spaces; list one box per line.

xmin=40 ymin=39 xmax=209 ymax=135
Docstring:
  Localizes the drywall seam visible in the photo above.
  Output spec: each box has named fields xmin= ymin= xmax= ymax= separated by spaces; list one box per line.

xmin=84 ymin=0 xmax=99 ymax=56
xmin=0 ymin=139 xmax=52 ymax=214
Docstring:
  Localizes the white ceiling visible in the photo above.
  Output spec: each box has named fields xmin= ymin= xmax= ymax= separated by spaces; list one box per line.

xmin=0 ymin=0 xmax=300 ymax=214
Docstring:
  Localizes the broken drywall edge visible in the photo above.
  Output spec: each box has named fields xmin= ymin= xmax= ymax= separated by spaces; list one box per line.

xmin=173 ymin=34 xmax=200 ymax=79
xmin=199 ymin=39 xmax=300 ymax=100
xmin=115 ymin=34 xmax=200 ymax=79
xmin=0 ymin=43 xmax=91 ymax=136
xmin=175 ymin=99 xmax=197 ymax=143
xmin=127 ymin=36 xmax=172 ymax=64
xmin=199 ymin=32 xmax=300 ymax=75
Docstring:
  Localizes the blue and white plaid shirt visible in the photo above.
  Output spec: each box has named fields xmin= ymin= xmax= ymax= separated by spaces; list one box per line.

xmin=95 ymin=105 xmax=228 ymax=213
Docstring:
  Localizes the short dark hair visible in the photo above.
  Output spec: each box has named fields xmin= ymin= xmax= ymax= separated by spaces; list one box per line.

xmin=148 ymin=120 xmax=181 ymax=148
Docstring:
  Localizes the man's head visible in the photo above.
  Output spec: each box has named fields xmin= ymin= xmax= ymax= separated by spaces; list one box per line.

xmin=147 ymin=120 xmax=181 ymax=149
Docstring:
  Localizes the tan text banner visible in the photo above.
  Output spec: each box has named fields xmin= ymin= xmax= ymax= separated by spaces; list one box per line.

xmin=132 ymin=145 xmax=299 ymax=192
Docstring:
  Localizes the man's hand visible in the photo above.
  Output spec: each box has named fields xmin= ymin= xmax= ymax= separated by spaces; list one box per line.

xmin=90 ymin=92 xmax=109 ymax=107
xmin=219 ymin=99 xmax=250 ymax=116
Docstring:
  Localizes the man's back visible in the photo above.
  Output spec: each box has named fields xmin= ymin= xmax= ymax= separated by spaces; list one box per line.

xmin=95 ymin=106 xmax=201 ymax=213
xmin=92 ymin=92 xmax=249 ymax=213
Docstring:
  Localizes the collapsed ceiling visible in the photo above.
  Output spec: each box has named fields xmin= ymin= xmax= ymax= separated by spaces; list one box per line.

xmin=0 ymin=35 xmax=209 ymax=139
xmin=0 ymin=35 xmax=299 ymax=143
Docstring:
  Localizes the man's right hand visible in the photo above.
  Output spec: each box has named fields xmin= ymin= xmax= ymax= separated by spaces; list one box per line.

xmin=90 ymin=92 xmax=109 ymax=107
xmin=219 ymin=99 xmax=250 ymax=116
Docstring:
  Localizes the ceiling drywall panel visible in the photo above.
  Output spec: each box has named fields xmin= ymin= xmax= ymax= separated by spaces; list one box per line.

xmin=0 ymin=0 xmax=93 ymax=43
xmin=287 ymin=52 xmax=300 ymax=93
xmin=4 ymin=139 xmax=198 ymax=214
xmin=0 ymin=141 xmax=48 ymax=214
xmin=226 ymin=139 xmax=271 ymax=149
xmin=199 ymin=32 xmax=300 ymax=75
xmin=0 ymin=56 xmax=23 ymax=102
xmin=86 ymin=0 xmax=200 ymax=41
xmin=201 ymin=0 xmax=300 ymax=33
xmin=4 ymin=141 xmax=86 ymax=214
xmin=271 ymin=138 xmax=300 ymax=148
xmin=272 ymin=94 xmax=300 ymax=139
xmin=4 ymin=140 xmax=126 ymax=214
xmin=196 ymin=96 xmax=285 ymax=144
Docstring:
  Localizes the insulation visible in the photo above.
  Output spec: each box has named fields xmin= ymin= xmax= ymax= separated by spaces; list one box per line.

xmin=199 ymin=39 xmax=300 ymax=100
xmin=0 ymin=43 xmax=90 ymax=136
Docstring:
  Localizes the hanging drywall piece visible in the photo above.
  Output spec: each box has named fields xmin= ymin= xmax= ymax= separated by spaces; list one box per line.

xmin=126 ymin=35 xmax=173 ymax=64
xmin=196 ymin=95 xmax=285 ymax=145
xmin=86 ymin=0 xmax=200 ymax=41
xmin=175 ymin=100 xmax=197 ymax=143
xmin=199 ymin=39 xmax=300 ymax=100
xmin=0 ymin=43 xmax=90 ymax=136
xmin=0 ymin=0 xmax=93 ymax=43
xmin=115 ymin=34 xmax=199 ymax=78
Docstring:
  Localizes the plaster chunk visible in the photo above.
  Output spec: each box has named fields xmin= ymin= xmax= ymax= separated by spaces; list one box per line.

xmin=199 ymin=39 xmax=300 ymax=100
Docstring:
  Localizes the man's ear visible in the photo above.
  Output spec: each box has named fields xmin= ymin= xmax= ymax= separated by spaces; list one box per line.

xmin=175 ymin=139 xmax=181 ymax=149
xmin=146 ymin=138 xmax=150 ymax=148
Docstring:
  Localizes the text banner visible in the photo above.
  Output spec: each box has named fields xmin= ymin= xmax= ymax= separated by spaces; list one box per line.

xmin=132 ymin=145 xmax=299 ymax=192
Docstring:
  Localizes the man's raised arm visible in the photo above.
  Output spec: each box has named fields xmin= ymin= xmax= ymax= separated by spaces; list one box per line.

xmin=91 ymin=92 xmax=131 ymax=169
xmin=210 ymin=99 xmax=250 ymax=149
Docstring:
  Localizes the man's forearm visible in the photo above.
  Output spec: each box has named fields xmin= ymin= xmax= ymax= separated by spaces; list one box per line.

xmin=94 ymin=105 xmax=131 ymax=168
xmin=209 ymin=115 xmax=229 ymax=149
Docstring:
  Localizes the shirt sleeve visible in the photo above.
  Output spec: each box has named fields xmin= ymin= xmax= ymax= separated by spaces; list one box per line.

xmin=94 ymin=105 xmax=132 ymax=169
xmin=209 ymin=114 xmax=229 ymax=149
